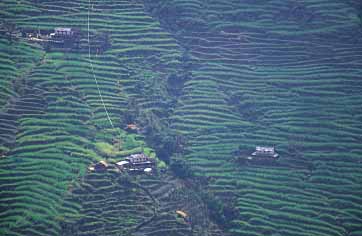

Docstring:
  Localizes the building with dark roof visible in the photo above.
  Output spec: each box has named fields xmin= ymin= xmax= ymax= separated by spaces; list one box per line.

xmin=116 ymin=153 xmax=156 ymax=173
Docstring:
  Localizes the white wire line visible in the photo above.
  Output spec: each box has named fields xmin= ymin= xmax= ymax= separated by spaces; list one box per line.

xmin=87 ymin=0 xmax=115 ymax=129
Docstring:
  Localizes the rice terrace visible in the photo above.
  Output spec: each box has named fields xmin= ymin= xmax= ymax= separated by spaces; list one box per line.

xmin=0 ymin=0 xmax=362 ymax=236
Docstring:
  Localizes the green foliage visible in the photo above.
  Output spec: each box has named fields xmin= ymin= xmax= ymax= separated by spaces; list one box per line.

xmin=133 ymin=109 xmax=181 ymax=164
xmin=1 ymin=0 xmax=362 ymax=236
xmin=122 ymin=134 xmax=141 ymax=150
xmin=166 ymin=70 xmax=190 ymax=97
xmin=95 ymin=142 xmax=116 ymax=157
xmin=0 ymin=146 xmax=9 ymax=154
xmin=170 ymin=158 xmax=194 ymax=179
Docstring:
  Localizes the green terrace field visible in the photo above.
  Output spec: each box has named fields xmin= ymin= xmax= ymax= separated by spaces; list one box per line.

xmin=146 ymin=0 xmax=362 ymax=236
xmin=0 ymin=0 xmax=201 ymax=235
xmin=1 ymin=0 xmax=362 ymax=236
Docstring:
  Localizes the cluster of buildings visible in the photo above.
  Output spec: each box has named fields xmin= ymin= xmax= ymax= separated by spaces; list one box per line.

xmin=116 ymin=153 xmax=156 ymax=173
xmin=25 ymin=27 xmax=79 ymax=43
xmin=90 ymin=146 xmax=279 ymax=174
xmin=89 ymin=153 xmax=156 ymax=174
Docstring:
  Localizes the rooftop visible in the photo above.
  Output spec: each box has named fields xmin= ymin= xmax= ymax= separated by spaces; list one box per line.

xmin=255 ymin=146 xmax=275 ymax=153
xmin=116 ymin=160 xmax=129 ymax=166
xmin=54 ymin=27 xmax=72 ymax=32
xmin=126 ymin=124 xmax=139 ymax=130
xmin=98 ymin=160 xmax=109 ymax=167
xmin=176 ymin=210 xmax=188 ymax=218
xmin=126 ymin=153 xmax=154 ymax=164
xmin=251 ymin=146 xmax=279 ymax=159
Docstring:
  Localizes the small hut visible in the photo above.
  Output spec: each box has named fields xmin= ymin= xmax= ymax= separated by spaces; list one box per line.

xmin=125 ymin=123 xmax=140 ymax=133
xmin=176 ymin=210 xmax=189 ymax=223
xmin=176 ymin=210 xmax=188 ymax=219
xmin=94 ymin=160 xmax=109 ymax=171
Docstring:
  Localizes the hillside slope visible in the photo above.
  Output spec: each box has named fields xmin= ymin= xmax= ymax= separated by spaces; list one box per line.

xmin=145 ymin=0 xmax=362 ymax=236
xmin=1 ymin=0 xmax=362 ymax=236
xmin=0 ymin=1 xmax=216 ymax=235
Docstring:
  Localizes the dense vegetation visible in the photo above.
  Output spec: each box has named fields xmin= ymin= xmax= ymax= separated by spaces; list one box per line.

xmin=1 ymin=0 xmax=362 ymax=236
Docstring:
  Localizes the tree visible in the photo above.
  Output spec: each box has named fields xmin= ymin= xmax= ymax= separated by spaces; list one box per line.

xmin=123 ymin=98 xmax=139 ymax=124
xmin=170 ymin=157 xmax=193 ymax=179
xmin=166 ymin=71 xmax=190 ymax=97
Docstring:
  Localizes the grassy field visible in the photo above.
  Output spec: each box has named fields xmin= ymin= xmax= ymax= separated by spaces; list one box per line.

xmin=1 ymin=0 xmax=362 ymax=236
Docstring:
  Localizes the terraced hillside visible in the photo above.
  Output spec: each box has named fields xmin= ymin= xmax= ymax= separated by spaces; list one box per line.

xmin=146 ymin=0 xmax=362 ymax=236
xmin=0 ymin=0 xmax=209 ymax=235
xmin=1 ymin=0 xmax=362 ymax=236
xmin=60 ymin=170 xmax=223 ymax=236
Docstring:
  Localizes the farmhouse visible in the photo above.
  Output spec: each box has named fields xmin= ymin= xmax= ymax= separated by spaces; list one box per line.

xmin=126 ymin=153 xmax=155 ymax=167
xmin=88 ymin=160 xmax=109 ymax=172
xmin=24 ymin=27 xmax=80 ymax=45
xmin=247 ymin=146 xmax=279 ymax=161
xmin=116 ymin=153 xmax=156 ymax=172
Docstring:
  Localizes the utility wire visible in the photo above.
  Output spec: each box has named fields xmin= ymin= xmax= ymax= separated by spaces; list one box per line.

xmin=87 ymin=0 xmax=115 ymax=130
